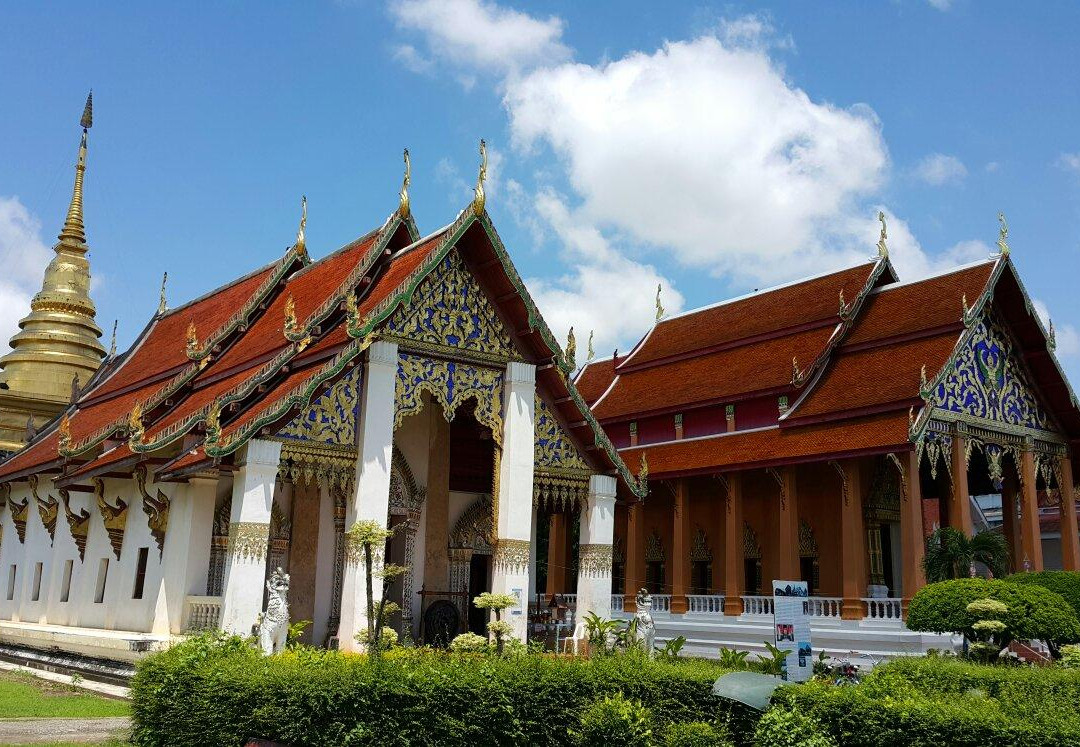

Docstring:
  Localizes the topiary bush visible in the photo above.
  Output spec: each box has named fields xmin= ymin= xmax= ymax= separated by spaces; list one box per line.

xmin=906 ymin=578 xmax=1080 ymax=644
xmin=664 ymin=720 xmax=732 ymax=746
xmin=1006 ymin=570 xmax=1080 ymax=618
xmin=130 ymin=635 xmax=733 ymax=747
xmin=572 ymin=693 xmax=653 ymax=746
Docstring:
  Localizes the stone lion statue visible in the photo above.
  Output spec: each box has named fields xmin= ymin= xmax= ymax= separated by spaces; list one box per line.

xmin=257 ymin=567 xmax=290 ymax=654
xmin=634 ymin=588 xmax=655 ymax=657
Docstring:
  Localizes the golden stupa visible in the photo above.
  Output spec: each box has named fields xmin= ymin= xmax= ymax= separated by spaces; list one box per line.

xmin=0 ymin=93 xmax=106 ymax=454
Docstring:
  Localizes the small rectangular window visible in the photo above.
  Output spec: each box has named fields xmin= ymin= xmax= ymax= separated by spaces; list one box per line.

xmin=6 ymin=565 xmax=16 ymax=601
xmin=60 ymin=560 xmax=74 ymax=603
xmin=94 ymin=558 xmax=109 ymax=604
xmin=31 ymin=562 xmax=43 ymax=602
xmin=132 ymin=547 xmax=149 ymax=600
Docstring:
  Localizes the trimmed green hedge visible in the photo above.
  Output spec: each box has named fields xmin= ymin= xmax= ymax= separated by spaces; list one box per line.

xmin=769 ymin=656 xmax=1080 ymax=746
xmin=130 ymin=635 xmax=736 ymax=747
xmin=1007 ymin=570 xmax=1080 ymax=618
xmin=906 ymin=578 xmax=1080 ymax=643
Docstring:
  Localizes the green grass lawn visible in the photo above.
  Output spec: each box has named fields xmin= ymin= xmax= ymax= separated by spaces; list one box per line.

xmin=0 ymin=669 xmax=130 ymax=719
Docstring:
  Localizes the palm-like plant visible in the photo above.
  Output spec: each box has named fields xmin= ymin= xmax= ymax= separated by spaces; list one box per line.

xmin=922 ymin=527 xmax=1010 ymax=583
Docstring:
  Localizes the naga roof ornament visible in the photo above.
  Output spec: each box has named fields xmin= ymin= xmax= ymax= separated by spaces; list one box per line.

xmin=473 ymin=139 xmax=487 ymax=217
xmin=185 ymin=319 xmax=199 ymax=357
xmin=876 ymin=211 xmax=888 ymax=259
xmin=128 ymin=402 xmax=145 ymax=444
xmin=655 ymin=284 xmax=665 ymax=322
xmin=586 ymin=330 xmax=595 ymax=362
xmin=295 ymin=196 xmax=308 ymax=259
xmin=157 ymin=272 xmax=168 ymax=315
xmin=58 ymin=413 xmax=71 ymax=453
xmin=839 ymin=289 xmax=849 ymax=319
xmin=997 ymin=212 xmax=1010 ymax=257
xmin=565 ymin=326 xmax=577 ymax=371
xmin=399 ymin=148 xmax=411 ymax=220
xmin=791 ymin=356 xmax=804 ymax=386
xmin=1049 ymin=320 xmax=1057 ymax=352
xmin=109 ymin=319 xmax=117 ymax=357
xmin=283 ymin=294 xmax=299 ymax=337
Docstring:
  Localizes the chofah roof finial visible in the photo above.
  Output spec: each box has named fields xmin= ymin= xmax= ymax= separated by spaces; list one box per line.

xmin=997 ymin=212 xmax=1010 ymax=257
xmin=473 ymin=139 xmax=487 ymax=217
xmin=399 ymin=148 xmax=411 ymax=220
xmin=876 ymin=210 xmax=888 ymax=259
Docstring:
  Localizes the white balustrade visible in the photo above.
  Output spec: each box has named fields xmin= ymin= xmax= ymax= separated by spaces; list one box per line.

xmin=804 ymin=597 xmax=843 ymax=618
xmin=862 ymin=597 xmax=903 ymax=621
xmin=610 ymin=594 xmax=625 ymax=613
xmin=651 ymin=594 xmax=672 ymax=613
xmin=184 ymin=595 xmax=223 ymax=632
xmin=686 ymin=594 xmax=725 ymax=614
xmin=741 ymin=595 xmax=774 ymax=616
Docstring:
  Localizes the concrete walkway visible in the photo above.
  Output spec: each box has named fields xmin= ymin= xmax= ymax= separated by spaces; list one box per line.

xmin=0 ymin=661 xmax=130 ymax=699
xmin=0 ymin=716 xmax=130 ymax=744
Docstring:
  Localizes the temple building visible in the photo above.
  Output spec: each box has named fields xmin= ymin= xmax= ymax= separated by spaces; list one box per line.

xmin=0 ymin=104 xmax=1077 ymax=667
xmin=0 ymin=94 xmax=107 ymax=456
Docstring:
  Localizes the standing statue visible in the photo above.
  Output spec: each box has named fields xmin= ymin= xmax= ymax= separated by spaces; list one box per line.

xmin=634 ymin=588 xmax=656 ymax=657
xmin=257 ymin=568 xmax=290 ymax=654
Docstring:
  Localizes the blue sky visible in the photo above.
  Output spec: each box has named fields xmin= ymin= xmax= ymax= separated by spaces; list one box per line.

xmin=1 ymin=1 xmax=1079 ymax=384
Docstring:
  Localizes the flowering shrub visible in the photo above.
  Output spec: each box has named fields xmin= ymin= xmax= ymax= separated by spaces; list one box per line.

xmin=449 ymin=632 xmax=489 ymax=654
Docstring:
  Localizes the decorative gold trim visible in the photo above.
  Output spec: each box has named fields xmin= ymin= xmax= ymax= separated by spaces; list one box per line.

xmin=9 ymin=495 xmax=29 ymax=544
xmin=399 ymin=148 xmax=411 ymax=220
xmin=93 ymin=477 xmax=128 ymax=560
xmin=134 ymin=465 xmax=170 ymax=558
xmin=493 ymin=537 xmax=530 ymax=572
xmin=228 ymin=521 xmax=270 ymax=563
xmin=472 ymin=139 xmax=487 ymax=217
xmin=578 ymin=543 xmax=613 ymax=577
xmin=59 ymin=489 xmax=90 ymax=561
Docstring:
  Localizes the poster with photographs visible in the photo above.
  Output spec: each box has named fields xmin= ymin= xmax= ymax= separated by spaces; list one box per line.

xmin=772 ymin=579 xmax=811 ymax=682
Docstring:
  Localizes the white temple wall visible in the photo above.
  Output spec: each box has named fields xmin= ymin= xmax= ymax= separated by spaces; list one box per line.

xmin=43 ymin=485 xmax=82 ymax=627
xmin=0 ymin=483 xmax=31 ymax=622
xmin=104 ymin=476 xmax=168 ymax=633
xmin=16 ymin=482 xmax=53 ymax=625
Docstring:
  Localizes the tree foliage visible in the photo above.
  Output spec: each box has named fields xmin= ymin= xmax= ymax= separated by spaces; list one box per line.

xmin=922 ymin=527 xmax=1010 ymax=582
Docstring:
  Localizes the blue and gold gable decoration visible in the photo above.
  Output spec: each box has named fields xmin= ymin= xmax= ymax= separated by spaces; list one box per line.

xmin=274 ymin=366 xmax=362 ymax=490
xmin=394 ymin=353 xmax=504 ymax=443
xmin=931 ymin=312 xmax=1051 ymax=433
xmin=534 ymin=397 xmax=591 ymax=510
xmin=383 ymin=248 xmax=517 ymax=364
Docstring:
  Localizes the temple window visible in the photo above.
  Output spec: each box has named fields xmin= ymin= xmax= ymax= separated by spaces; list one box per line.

xmin=132 ymin=547 xmax=149 ymax=600
xmin=94 ymin=558 xmax=109 ymax=604
xmin=5 ymin=565 xmax=14 ymax=600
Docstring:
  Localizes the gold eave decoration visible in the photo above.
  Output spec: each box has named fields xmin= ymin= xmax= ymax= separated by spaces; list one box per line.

xmin=58 ymin=414 xmax=72 ymax=454
xmin=472 ymin=139 xmax=487 ymax=217
xmin=283 ymin=293 xmax=300 ymax=338
xmin=398 ymin=148 xmax=411 ymax=220
xmin=134 ymin=465 xmax=170 ymax=558
xmin=128 ymin=402 xmax=146 ymax=445
xmin=185 ymin=319 xmax=200 ymax=359
xmin=59 ymin=488 xmax=91 ymax=562
xmin=94 ymin=477 xmax=128 ymax=560
xmin=295 ymin=196 xmax=308 ymax=260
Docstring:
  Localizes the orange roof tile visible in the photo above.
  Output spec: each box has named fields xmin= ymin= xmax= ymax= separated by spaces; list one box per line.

xmin=622 ymin=411 xmax=911 ymax=477
xmin=594 ymin=325 xmax=836 ymax=419
xmin=624 ymin=262 xmax=878 ymax=367
xmin=574 ymin=358 xmax=617 ymax=406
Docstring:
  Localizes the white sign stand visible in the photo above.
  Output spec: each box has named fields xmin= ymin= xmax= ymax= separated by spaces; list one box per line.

xmin=772 ymin=579 xmax=812 ymax=682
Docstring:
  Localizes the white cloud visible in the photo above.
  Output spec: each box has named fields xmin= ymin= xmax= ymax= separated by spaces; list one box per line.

xmin=715 ymin=13 xmax=794 ymax=51
xmin=392 ymin=43 xmax=434 ymax=75
xmin=1057 ymin=152 xmax=1080 ymax=175
xmin=1033 ymin=299 xmax=1080 ymax=359
xmin=927 ymin=0 xmax=955 ymax=10
xmin=388 ymin=0 xmax=570 ymax=82
xmin=524 ymin=189 xmax=683 ymax=356
xmin=984 ymin=161 xmax=1000 ymax=173
xmin=913 ymin=153 xmax=967 ymax=185
xmin=505 ymin=36 xmax=889 ymax=284
xmin=0 ymin=196 xmax=50 ymax=348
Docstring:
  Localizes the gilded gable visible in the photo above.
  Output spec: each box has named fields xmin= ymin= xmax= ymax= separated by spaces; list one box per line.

xmin=383 ymin=249 xmax=516 ymax=362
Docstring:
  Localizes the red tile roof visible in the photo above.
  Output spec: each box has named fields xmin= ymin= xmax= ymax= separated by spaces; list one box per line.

xmin=623 ymin=262 xmax=879 ymax=368
xmin=573 ymin=358 xmax=617 ymax=406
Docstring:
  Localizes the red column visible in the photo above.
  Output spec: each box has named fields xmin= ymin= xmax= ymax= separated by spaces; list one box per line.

xmin=624 ymin=502 xmax=645 ymax=612
xmin=949 ymin=434 xmax=974 ymax=535
xmin=775 ymin=467 xmax=800 ymax=581
xmin=900 ymin=452 xmax=926 ymax=615
xmin=1020 ymin=447 xmax=1044 ymax=571
xmin=671 ymin=479 xmax=690 ymax=614
xmin=838 ymin=460 xmax=867 ymax=620
xmin=1061 ymin=456 xmax=1080 ymax=571
xmin=723 ymin=473 xmax=744 ymax=616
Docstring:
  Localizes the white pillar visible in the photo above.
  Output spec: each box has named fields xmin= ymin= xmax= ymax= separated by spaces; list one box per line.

xmin=338 ymin=341 xmax=397 ymax=652
xmin=490 ymin=362 xmax=535 ymax=642
xmin=219 ymin=439 xmax=281 ymax=635
xmin=153 ymin=476 xmax=218 ymax=634
xmin=576 ymin=474 xmax=617 ymax=623
xmin=528 ymin=506 xmax=538 ymax=606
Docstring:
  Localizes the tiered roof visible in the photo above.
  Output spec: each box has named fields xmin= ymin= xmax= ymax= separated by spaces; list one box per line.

xmin=592 ymin=254 xmax=1079 ymax=480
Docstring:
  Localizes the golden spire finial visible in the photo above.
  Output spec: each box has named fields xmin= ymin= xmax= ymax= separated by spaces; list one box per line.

xmin=565 ymin=326 xmax=577 ymax=370
xmin=109 ymin=319 xmax=117 ymax=357
xmin=876 ymin=210 xmax=888 ymax=259
xmin=185 ymin=319 xmax=199 ymax=356
xmin=472 ymin=139 xmax=488 ymax=217
xmin=655 ymin=284 xmax=665 ymax=322
xmin=284 ymin=293 xmax=299 ymax=336
xmin=58 ymin=91 xmax=93 ymax=247
xmin=399 ymin=148 xmax=411 ymax=220
xmin=587 ymin=330 xmax=595 ymax=362
xmin=157 ymin=272 xmax=168 ymax=315
xmin=295 ymin=196 xmax=308 ymax=258
xmin=997 ymin=212 xmax=1010 ymax=257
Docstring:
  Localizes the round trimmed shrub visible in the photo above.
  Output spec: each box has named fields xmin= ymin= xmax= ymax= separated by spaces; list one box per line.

xmin=664 ymin=721 xmax=730 ymax=746
xmin=449 ymin=632 xmax=489 ymax=653
xmin=907 ymin=578 xmax=1080 ymax=644
xmin=753 ymin=706 xmax=835 ymax=747
xmin=1007 ymin=571 xmax=1080 ymax=618
xmin=574 ymin=693 xmax=653 ymax=746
